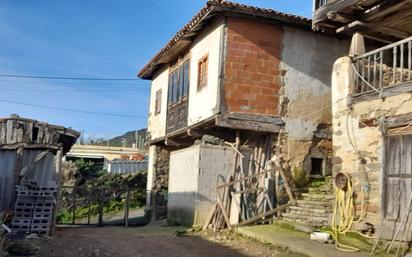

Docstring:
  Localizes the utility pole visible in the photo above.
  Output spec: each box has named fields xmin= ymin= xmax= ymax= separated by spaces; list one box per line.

xmin=135 ymin=130 xmax=138 ymax=149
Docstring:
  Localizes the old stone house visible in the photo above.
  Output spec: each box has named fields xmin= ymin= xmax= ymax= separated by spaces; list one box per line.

xmin=139 ymin=0 xmax=349 ymax=226
xmin=314 ymin=0 xmax=412 ymax=237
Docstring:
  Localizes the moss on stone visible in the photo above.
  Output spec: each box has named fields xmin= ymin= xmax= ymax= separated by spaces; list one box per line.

xmin=292 ymin=166 xmax=308 ymax=187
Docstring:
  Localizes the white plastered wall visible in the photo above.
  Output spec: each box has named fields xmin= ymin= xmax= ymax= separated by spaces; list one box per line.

xmin=187 ymin=21 xmax=223 ymax=126
xmin=147 ymin=67 xmax=168 ymax=140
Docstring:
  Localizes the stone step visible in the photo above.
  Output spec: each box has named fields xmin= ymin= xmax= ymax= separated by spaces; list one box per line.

xmin=287 ymin=210 xmax=330 ymax=218
xmin=288 ymin=206 xmax=330 ymax=214
xmin=308 ymin=187 xmax=334 ymax=194
xmin=296 ymin=199 xmax=333 ymax=208
xmin=281 ymin=213 xmax=329 ymax=228
xmin=301 ymin=193 xmax=335 ymax=201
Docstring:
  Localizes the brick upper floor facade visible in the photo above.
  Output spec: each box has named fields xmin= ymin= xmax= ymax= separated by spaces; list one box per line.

xmin=138 ymin=1 xmax=349 ymax=144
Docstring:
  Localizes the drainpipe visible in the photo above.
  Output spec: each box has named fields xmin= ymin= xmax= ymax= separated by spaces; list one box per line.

xmin=215 ymin=16 xmax=228 ymax=115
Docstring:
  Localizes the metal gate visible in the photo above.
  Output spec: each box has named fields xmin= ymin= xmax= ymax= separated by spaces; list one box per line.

xmin=56 ymin=186 xmax=147 ymax=226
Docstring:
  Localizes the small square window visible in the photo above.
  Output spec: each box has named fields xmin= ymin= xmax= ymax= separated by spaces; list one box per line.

xmin=311 ymin=158 xmax=323 ymax=176
xmin=155 ymin=89 xmax=162 ymax=115
xmin=197 ymin=55 xmax=208 ymax=90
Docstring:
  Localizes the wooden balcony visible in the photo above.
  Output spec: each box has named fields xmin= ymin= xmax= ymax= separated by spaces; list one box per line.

xmin=350 ymin=36 xmax=412 ymax=103
xmin=313 ymin=0 xmax=412 ymax=43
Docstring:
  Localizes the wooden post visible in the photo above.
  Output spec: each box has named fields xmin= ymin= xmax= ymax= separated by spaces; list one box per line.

xmin=124 ymin=187 xmax=130 ymax=227
xmin=51 ymin=148 xmax=62 ymax=235
xmin=98 ymin=189 xmax=104 ymax=227
xmin=10 ymin=147 xmax=24 ymax=209
xmin=72 ymin=188 xmax=76 ymax=225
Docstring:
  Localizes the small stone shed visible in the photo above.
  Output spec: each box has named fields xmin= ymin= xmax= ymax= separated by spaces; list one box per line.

xmin=0 ymin=115 xmax=79 ymax=232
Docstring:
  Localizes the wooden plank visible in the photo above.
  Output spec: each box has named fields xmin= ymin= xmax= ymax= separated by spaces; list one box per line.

xmin=202 ymin=203 xmax=217 ymax=230
xmin=279 ymin=167 xmax=296 ymax=204
xmin=216 ymin=188 xmax=232 ymax=230
xmin=217 ymin=169 xmax=273 ymax=189
xmin=349 ymin=81 xmax=412 ymax=104
xmin=51 ymin=148 xmax=63 ymax=235
xmin=232 ymin=203 xmax=291 ymax=227
xmin=363 ymin=0 xmax=412 ymax=21
xmin=0 ymin=123 xmax=6 ymax=144
xmin=215 ymin=116 xmax=282 ymax=133
xmin=226 ymin=113 xmax=282 ymax=124
xmin=6 ymin=119 xmax=13 ymax=144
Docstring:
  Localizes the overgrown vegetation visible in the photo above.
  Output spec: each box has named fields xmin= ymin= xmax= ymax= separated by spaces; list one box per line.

xmin=57 ymin=160 xmax=147 ymax=224
xmin=73 ymin=159 xmax=104 ymax=186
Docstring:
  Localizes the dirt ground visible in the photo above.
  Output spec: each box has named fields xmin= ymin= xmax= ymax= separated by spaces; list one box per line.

xmin=9 ymin=223 xmax=307 ymax=257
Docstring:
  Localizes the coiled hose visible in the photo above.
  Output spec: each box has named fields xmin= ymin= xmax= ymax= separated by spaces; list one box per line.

xmin=328 ymin=173 xmax=373 ymax=252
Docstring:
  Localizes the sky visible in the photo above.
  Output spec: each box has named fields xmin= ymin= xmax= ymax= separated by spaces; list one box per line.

xmin=0 ymin=0 xmax=312 ymax=139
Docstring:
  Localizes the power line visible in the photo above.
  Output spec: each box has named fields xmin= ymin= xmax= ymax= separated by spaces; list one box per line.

xmin=0 ymin=88 xmax=150 ymax=92
xmin=0 ymin=74 xmax=142 ymax=81
xmin=0 ymin=79 xmax=149 ymax=86
xmin=0 ymin=98 xmax=147 ymax=119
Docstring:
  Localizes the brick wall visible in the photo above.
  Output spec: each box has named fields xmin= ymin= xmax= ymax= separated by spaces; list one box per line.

xmin=224 ymin=17 xmax=282 ymax=116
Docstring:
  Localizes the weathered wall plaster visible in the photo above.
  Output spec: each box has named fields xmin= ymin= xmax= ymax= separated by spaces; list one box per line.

xmin=278 ymin=26 xmax=349 ymax=177
xmin=332 ymin=56 xmax=412 ymax=226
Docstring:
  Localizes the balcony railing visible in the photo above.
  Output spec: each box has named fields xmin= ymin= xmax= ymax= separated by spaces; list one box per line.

xmin=352 ymin=36 xmax=412 ymax=95
xmin=315 ymin=0 xmax=331 ymax=9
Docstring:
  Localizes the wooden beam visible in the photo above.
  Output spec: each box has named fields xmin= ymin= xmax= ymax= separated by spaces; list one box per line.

xmin=187 ymin=128 xmax=202 ymax=137
xmin=362 ymin=0 xmax=412 ymax=22
xmin=384 ymin=113 xmax=412 ymax=129
xmin=226 ymin=112 xmax=283 ymax=124
xmin=337 ymin=20 xmax=409 ymax=40
xmin=215 ymin=117 xmax=281 ymax=133
xmin=350 ymin=81 xmax=412 ymax=104
xmin=165 ymin=138 xmax=180 ymax=147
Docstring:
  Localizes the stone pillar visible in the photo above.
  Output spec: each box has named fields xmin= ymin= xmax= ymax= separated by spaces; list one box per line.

xmin=331 ymin=56 xmax=352 ymax=176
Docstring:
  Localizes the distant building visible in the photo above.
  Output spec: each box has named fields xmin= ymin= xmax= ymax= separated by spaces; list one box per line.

xmin=66 ymin=144 xmax=147 ymax=174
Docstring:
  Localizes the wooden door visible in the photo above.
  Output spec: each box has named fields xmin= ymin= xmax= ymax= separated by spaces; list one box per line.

xmin=384 ymin=135 xmax=412 ymax=221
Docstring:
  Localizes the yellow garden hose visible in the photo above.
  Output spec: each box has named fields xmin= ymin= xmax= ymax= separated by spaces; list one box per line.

xmin=328 ymin=173 xmax=374 ymax=252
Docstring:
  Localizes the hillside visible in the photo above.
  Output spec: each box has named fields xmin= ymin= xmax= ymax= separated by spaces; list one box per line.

xmin=94 ymin=129 xmax=147 ymax=148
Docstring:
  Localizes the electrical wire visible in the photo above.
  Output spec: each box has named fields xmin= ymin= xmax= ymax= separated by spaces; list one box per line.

xmin=0 ymin=79 xmax=149 ymax=87
xmin=0 ymin=88 xmax=149 ymax=92
xmin=0 ymin=98 xmax=146 ymax=119
xmin=0 ymin=74 xmax=142 ymax=81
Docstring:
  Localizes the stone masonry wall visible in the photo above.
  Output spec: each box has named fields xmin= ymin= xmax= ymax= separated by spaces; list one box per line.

xmin=332 ymin=57 xmax=412 ymax=227
xmin=151 ymin=146 xmax=170 ymax=219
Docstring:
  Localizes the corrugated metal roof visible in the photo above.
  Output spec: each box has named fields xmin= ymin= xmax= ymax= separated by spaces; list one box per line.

xmin=137 ymin=0 xmax=311 ymax=79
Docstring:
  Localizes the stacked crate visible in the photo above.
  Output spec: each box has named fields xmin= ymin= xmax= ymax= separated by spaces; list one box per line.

xmin=12 ymin=180 xmax=57 ymax=235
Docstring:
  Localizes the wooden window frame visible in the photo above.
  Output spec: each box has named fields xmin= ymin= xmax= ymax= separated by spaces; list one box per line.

xmin=167 ymin=59 xmax=190 ymax=106
xmin=197 ymin=54 xmax=208 ymax=91
xmin=154 ymin=89 xmax=162 ymax=115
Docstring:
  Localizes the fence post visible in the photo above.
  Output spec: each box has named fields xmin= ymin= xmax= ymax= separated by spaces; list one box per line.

xmin=124 ymin=187 xmax=131 ymax=227
xmin=98 ymin=189 xmax=104 ymax=227
xmin=72 ymin=188 xmax=76 ymax=225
